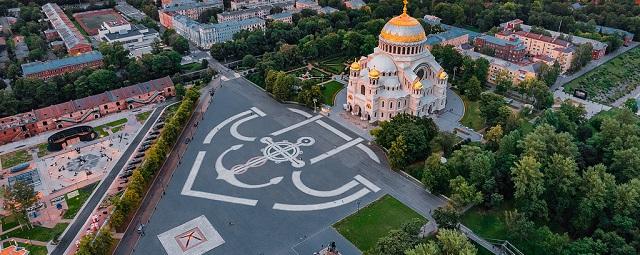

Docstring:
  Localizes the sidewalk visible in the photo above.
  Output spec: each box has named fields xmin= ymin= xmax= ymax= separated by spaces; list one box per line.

xmin=114 ymin=84 xmax=214 ymax=255
xmin=0 ymin=237 xmax=49 ymax=246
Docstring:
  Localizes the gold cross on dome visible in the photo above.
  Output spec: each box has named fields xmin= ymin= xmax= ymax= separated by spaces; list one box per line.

xmin=403 ymin=0 xmax=408 ymax=14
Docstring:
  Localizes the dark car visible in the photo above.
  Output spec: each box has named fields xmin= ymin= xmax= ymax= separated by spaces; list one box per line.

xmin=134 ymin=153 xmax=145 ymax=158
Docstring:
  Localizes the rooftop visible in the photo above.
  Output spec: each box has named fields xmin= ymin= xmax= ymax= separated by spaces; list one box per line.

xmin=163 ymin=1 xmax=222 ymax=12
xmin=463 ymin=49 xmax=536 ymax=74
xmin=21 ymin=51 xmax=104 ymax=76
xmin=217 ymin=6 xmax=270 ymax=18
xmin=477 ymin=34 xmax=526 ymax=50
xmin=267 ymin=12 xmax=293 ymax=19
xmin=426 ymin=29 xmax=468 ymax=45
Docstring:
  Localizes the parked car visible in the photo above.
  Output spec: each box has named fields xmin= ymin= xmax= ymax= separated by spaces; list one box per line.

xmin=134 ymin=153 xmax=145 ymax=158
xmin=119 ymin=171 xmax=133 ymax=178
xmin=130 ymin=158 xmax=142 ymax=164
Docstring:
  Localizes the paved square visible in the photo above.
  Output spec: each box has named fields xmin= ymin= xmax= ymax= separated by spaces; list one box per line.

xmin=133 ymin=78 xmax=443 ymax=254
xmin=157 ymin=215 xmax=224 ymax=255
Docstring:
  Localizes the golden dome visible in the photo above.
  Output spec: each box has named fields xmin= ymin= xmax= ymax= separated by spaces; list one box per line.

xmin=379 ymin=1 xmax=426 ymax=43
xmin=369 ymin=67 xmax=380 ymax=79
xmin=438 ymin=71 xmax=448 ymax=80
xmin=413 ymin=80 xmax=423 ymax=90
xmin=350 ymin=60 xmax=361 ymax=70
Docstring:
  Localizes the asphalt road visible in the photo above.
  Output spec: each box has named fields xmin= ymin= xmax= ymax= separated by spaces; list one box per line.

xmin=50 ymin=102 xmax=169 ymax=255
xmin=129 ymin=77 xmax=445 ymax=255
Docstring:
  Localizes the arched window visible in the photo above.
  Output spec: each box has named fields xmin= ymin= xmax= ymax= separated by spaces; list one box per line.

xmin=360 ymin=85 xmax=366 ymax=95
xmin=389 ymin=102 xmax=393 ymax=109
xmin=381 ymin=101 xmax=385 ymax=107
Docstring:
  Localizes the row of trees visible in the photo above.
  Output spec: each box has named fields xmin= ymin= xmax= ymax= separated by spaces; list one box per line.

xmin=430 ymin=45 xmax=489 ymax=100
xmin=109 ymin=88 xmax=200 ymax=229
xmin=421 ymin=102 xmax=640 ymax=254
xmin=371 ymin=114 xmax=439 ymax=169
xmin=0 ymin=44 xmax=184 ymax=118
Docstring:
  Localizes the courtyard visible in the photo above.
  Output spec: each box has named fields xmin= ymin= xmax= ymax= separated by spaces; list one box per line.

xmin=129 ymin=77 xmax=444 ymax=255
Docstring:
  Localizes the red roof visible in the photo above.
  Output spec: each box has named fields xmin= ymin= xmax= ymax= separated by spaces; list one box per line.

xmin=513 ymin=31 xmax=571 ymax=47
xmin=73 ymin=93 xmax=111 ymax=109
xmin=35 ymin=101 xmax=77 ymax=120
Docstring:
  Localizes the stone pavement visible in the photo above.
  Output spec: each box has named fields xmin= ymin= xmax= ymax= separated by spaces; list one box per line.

xmin=292 ymin=227 xmax=362 ymax=255
xmin=553 ymin=90 xmax=611 ymax=118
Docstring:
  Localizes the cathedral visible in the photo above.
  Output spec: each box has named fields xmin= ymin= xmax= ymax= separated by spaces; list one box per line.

xmin=345 ymin=1 xmax=449 ymax=122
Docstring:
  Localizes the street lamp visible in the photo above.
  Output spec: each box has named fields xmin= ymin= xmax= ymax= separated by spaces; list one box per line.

xmin=313 ymin=98 xmax=318 ymax=113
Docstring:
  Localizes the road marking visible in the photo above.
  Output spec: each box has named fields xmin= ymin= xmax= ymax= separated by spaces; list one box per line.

xmin=309 ymin=138 xmax=363 ymax=165
xmin=230 ymin=115 xmax=259 ymax=141
xmin=203 ymin=110 xmax=251 ymax=144
xmin=316 ymin=120 xmax=351 ymax=141
xmin=181 ymin=151 xmax=258 ymax=206
xmin=251 ymin=107 xmax=266 ymax=116
xmin=288 ymin=108 xmax=312 ymax=118
xmin=354 ymin=175 xmax=381 ymax=192
xmin=291 ymin=171 xmax=359 ymax=197
xmin=272 ymin=188 xmax=370 ymax=211
xmin=157 ymin=215 xmax=225 ymax=255
xmin=356 ymin=144 xmax=380 ymax=164
xmin=270 ymin=115 xmax=322 ymax=136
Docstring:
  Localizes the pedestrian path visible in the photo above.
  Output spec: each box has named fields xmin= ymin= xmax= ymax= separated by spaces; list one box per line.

xmin=1 ymin=237 xmax=49 ymax=246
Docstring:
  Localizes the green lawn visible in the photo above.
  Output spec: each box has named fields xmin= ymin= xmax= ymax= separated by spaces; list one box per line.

xmin=181 ymin=62 xmax=206 ymax=72
xmin=94 ymin=118 xmax=127 ymax=138
xmin=111 ymin=125 xmax=124 ymax=134
xmin=1 ymin=215 xmax=20 ymax=230
xmin=460 ymin=96 xmax=485 ymax=131
xmin=35 ymin=143 xmax=50 ymax=158
xmin=2 ymin=242 xmax=48 ymax=255
xmin=63 ymin=183 xmax=98 ymax=219
xmin=564 ymin=46 xmax=640 ymax=104
xmin=321 ymin=81 xmax=344 ymax=106
xmin=0 ymin=149 xmax=31 ymax=169
xmin=135 ymin=111 xmax=152 ymax=123
xmin=334 ymin=195 xmax=426 ymax=253
xmin=2 ymin=223 xmax=68 ymax=242
xmin=318 ymin=56 xmax=349 ymax=74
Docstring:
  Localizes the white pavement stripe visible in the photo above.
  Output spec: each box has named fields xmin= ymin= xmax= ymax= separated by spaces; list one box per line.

xmin=287 ymin=108 xmax=312 ymax=118
xmin=181 ymin=151 xmax=206 ymax=195
xmin=270 ymin=115 xmax=322 ymax=136
xmin=309 ymin=138 xmax=363 ymax=165
xmin=230 ymin=115 xmax=259 ymax=141
xmin=316 ymin=120 xmax=351 ymax=141
xmin=272 ymin=188 xmax=370 ymax=211
xmin=354 ymin=175 xmax=381 ymax=192
xmin=291 ymin=171 xmax=359 ymax=197
xmin=181 ymin=151 xmax=259 ymax=206
xmin=251 ymin=107 xmax=266 ymax=117
xmin=356 ymin=144 xmax=380 ymax=164
xmin=203 ymin=110 xmax=251 ymax=144
xmin=182 ymin=190 xmax=258 ymax=206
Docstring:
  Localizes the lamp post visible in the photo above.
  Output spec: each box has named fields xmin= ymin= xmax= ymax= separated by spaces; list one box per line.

xmin=313 ymin=98 xmax=317 ymax=113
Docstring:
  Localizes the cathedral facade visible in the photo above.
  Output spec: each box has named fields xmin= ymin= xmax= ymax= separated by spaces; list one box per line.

xmin=345 ymin=4 xmax=449 ymax=122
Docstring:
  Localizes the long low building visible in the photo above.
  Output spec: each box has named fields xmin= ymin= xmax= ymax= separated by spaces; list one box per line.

xmin=216 ymin=6 xmax=270 ymax=23
xmin=0 ymin=77 xmax=176 ymax=145
xmin=21 ymin=51 xmax=104 ymax=79
xmin=173 ymin=15 xmax=265 ymax=49
xmin=98 ymin=21 xmax=160 ymax=58
xmin=159 ymin=1 xmax=223 ymax=29
xmin=462 ymin=50 xmax=538 ymax=86
xmin=42 ymin=3 xmax=92 ymax=55
xmin=230 ymin=0 xmax=292 ymax=10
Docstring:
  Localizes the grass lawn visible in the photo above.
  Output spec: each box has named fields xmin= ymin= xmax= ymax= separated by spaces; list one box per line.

xmin=321 ymin=81 xmax=343 ymax=106
xmin=3 ymin=223 xmax=68 ymax=242
xmin=318 ymin=56 xmax=348 ymax=74
xmin=111 ymin=125 xmax=124 ymax=134
xmin=63 ymin=183 xmax=98 ymax=219
xmin=35 ymin=143 xmax=50 ymax=158
xmin=460 ymin=96 xmax=485 ymax=131
xmin=94 ymin=118 xmax=127 ymax=138
xmin=1 ymin=215 xmax=20 ymax=230
xmin=2 ymin=242 xmax=48 ymax=255
xmin=135 ymin=111 xmax=152 ymax=123
xmin=334 ymin=195 xmax=426 ymax=253
xmin=181 ymin=62 xmax=205 ymax=72
xmin=563 ymin=46 xmax=640 ymax=104
xmin=0 ymin=149 xmax=31 ymax=169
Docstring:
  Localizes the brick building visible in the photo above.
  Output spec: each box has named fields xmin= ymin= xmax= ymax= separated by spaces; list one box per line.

xmin=474 ymin=35 xmax=526 ymax=63
xmin=21 ymin=51 xmax=104 ymax=79
xmin=496 ymin=31 xmax=575 ymax=72
xmin=159 ymin=1 xmax=223 ymax=29
xmin=217 ymin=6 xmax=271 ymax=23
xmin=0 ymin=77 xmax=175 ymax=145
xmin=42 ymin=3 xmax=92 ymax=55
xmin=463 ymin=50 xmax=538 ymax=86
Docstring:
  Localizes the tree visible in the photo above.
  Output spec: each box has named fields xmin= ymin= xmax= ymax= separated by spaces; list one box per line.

xmin=389 ymin=135 xmax=409 ymax=169
xmin=373 ymin=229 xmax=417 ymax=255
xmin=98 ymin=42 xmax=130 ymax=69
xmin=405 ymin=243 xmax=440 ymax=255
xmin=494 ymin=70 xmax=512 ymax=95
xmin=465 ymin=76 xmax=482 ymax=100
xmin=76 ymin=228 xmax=114 ymax=255
xmin=433 ymin=3 xmax=465 ymax=25
xmin=371 ymin=114 xmax=438 ymax=165
xmin=172 ymin=36 xmax=190 ymax=55
xmin=242 ymin=54 xmax=258 ymax=68
xmin=431 ymin=45 xmax=463 ymax=77
xmin=272 ymin=73 xmax=296 ymax=101
xmin=297 ymin=84 xmax=322 ymax=109
xmin=479 ymin=92 xmax=510 ymax=126
xmin=538 ymin=62 xmax=561 ymax=86
xmin=623 ymin=98 xmax=638 ymax=113
xmin=434 ymin=132 xmax=457 ymax=157
xmin=449 ymin=176 xmax=483 ymax=208
xmin=422 ymin=153 xmax=450 ymax=194
xmin=87 ymin=69 xmax=119 ymax=93
xmin=573 ymin=164 xmax=616 ymax=233
xmin=485 ymin=124 xmax=503 ymax=150
xmin=511 ymin=156 xmax=547 ymax=219
xmin=433 ymin=204 xmax=461 ymax=229
xmin=610 ymin=147 xmax=640 ymax=183
xmin=569 ymin=43 xmax=593 ymax=72
xmin=544 ymin=154 xmax=578 ymax=223
xmin=519 ymin=124 xmax=578 ymax=167
xmin=3 ymin=181 xmax=38 ymax=228
xmin=175 ymin=83 xmax=186 ymax=100
xmin=435 ymin=228 xmax=477 ymax=255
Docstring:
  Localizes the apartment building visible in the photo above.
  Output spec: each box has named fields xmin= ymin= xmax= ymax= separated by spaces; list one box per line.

xmin=266 ymin=12 xmax=293 ymax=24
xmin=159 ymin=1 xmax=223 ymax=29
xmin=474 ymin=35 xmax=526 ymax=63
xmin=217 ymin=6 xmax=271 ymax=23
xmin=463 ymin=50 xmax=538 ymax=86
xmin=173 ymin=15 xmax=265 ymax=49
xmin=230 ymin=0 xmax=293 ymax=10
xmin=497 ymin=31 xmax=575 ymax=72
